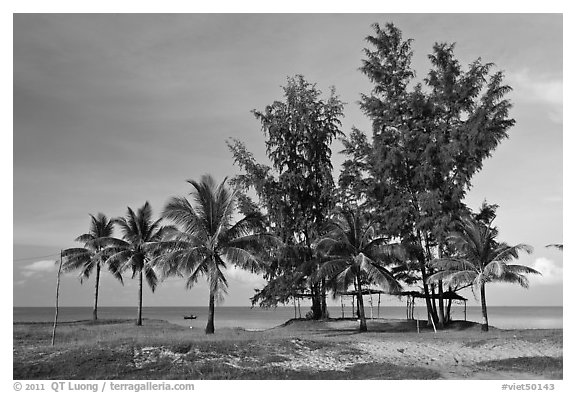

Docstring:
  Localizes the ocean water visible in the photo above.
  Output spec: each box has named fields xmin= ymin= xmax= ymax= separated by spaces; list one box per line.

xmin=13 ymin=305 xmax=562 ymax=330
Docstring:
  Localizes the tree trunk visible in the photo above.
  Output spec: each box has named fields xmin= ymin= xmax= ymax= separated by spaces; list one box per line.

xmin=321 ymin=278 xmax=328 ymax=319
xmin=206 ymin=291 xmax=216 ymax=334
xmin=437 ymin=245 xmax=445 ymax=328
xmin=93 ymin=263 xmax=101 ymax=321
xmin=418 ymin=256 xmax=438 ymax=325
xmin=430 ymin=285 xmax=438 ymax=319
xmin=445 ymin=297 xmax=452 ymax=322
xmin=480 ymin=282 xmax=489 ymax=331
xmin=136 ymin=270 xmax=143 ymax=326
xmin=356 ymin=274 xmax=368 ymax=332
xmin=437 ymin=280 xmax=445 ymax=328
xmin=353 ymin=278 xmax=360 ymax=319
xmin=51 ymin=251 xmax=63 ymax=346
xmin=311 ymin=283 xmax=322 ymax=319
xmin=420 ymin=233 xmax=439 ymax=325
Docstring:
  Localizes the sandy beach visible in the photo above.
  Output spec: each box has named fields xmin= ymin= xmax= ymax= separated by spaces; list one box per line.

xmin=13 ymin=318 xmax=562 ymax=380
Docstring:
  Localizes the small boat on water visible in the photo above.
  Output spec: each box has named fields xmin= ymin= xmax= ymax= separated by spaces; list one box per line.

xmin=183 ymin=315 xmax=197 ymax=320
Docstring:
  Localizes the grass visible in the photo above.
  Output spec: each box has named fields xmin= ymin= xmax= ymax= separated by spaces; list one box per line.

xmin=13 ymin=319 xmax=441 ymax=380
xmin=476 ymin=357 xmax=563 ymax=379
xmin=13 ymin=318 xmax=562 ymax=380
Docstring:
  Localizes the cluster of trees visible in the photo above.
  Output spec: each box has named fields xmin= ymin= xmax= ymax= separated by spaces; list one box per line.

xmin=63 ymin=177 xmax=275 ymax=333
xmin=63 ymin=23 xmax=540 ymax=334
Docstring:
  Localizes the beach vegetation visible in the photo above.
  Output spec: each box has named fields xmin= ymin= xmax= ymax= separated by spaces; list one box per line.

xmin=315 ymin=207 xmax=404 ymax=331
xmin=428 ymin=203 xmax=539 ymax=331
xmin=476 ymin=356 xmax=562 ymax=379
xmin=160 ymin=174 xmax=275 ymax=334
xmin=107 ymin=202 xmax=172 ymax=326
xmin=228 ymin=75 xmax=344 ymax=319
xmin=61 ymin=213 xmax=125 ymax=321
xmin=339 ymin=23 xmax=517 ymax=328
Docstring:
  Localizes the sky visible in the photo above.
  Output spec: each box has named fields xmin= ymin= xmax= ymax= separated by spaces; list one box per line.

xmin=12 ymin=13 xmax=563 ymax=309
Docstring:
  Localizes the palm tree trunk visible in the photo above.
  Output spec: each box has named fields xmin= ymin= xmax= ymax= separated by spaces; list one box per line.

xmin=356 ymin=274 xmax=367 ymax=332
xmin=206 ymin=291 xmax=215 ymax=334
xmin=311 ymin=283 xmax=322 ymax=319
xmin=136 ymin=270 xmax=143 ymax=326
xmin=437 ymin=280 xmax=445 ymax=328
xmin=480 ymin=282 xmax=489 ymax=331
xmin=445 ymin=297 xmax=452 ymax=322
xmin=93 ymin=263 xmax=101 ymax=321
xmin=321 ymin=278 xmax=328 ymax=319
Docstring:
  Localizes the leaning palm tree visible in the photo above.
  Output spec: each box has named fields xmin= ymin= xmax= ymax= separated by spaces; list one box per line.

xmin=108 ymin=202 xmax=170 ymax=326
xmin=61 ymin=213 xmax=124 ymax=321
xmin=315 ymin=208 xmax=404 ymax=332
xmin=160 ymin=174 xmax=274 ymax=334
xmin=428 ymin=216 xmax=539 ymax=331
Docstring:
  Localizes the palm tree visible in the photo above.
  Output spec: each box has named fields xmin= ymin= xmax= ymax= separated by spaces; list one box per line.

xmin=428 ymin=216 xmax=539 ymax=331
xmin=108 ymin=202 xmax=169 ymax=326
xmin=61 ymin=213 xmax=124 ymax=321
xmin=161 ymin=174 xmax=274 ymax=334
xmin=315 ymin=208 xmax=403 ymax=332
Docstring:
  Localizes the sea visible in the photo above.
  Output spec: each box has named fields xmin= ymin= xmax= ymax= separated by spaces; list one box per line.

xmin=13 ymin=306 xmax=562 ymax=331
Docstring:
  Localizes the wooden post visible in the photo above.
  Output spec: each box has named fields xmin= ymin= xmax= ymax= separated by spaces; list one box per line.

xmin=377 ymin=293 xmax=381 ymax=319
xmin=429 ymin=311 xmax=437 ymax=333
xmin=340 ymin=296 xmax=344 ymax=318
xmin=293 ymin=297 xmax=297 ymax=318
xmin=51 ymin=250 xmax=63 ymax=346
xmin=351 ymin=296 xmax=355 ymax=318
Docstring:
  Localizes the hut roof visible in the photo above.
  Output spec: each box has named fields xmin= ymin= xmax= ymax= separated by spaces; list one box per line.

xmin=336 ymin=288 xmax=393 ymax=296
xmin=399 ymin=290 xmax=467 ymax=301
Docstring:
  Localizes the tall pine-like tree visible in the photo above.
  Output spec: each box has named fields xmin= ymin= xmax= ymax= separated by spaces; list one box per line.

xmin=228 ymin=75 xmax=344 ymax=319
xmin=341 ymin=23 xmax=515 ymax=326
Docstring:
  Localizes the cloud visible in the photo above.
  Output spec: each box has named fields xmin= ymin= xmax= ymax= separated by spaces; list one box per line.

xmin=225 ymin=266 xmax=266 ymax=286
xmin=528 ymin=257 xmax=563 ymax=286
xmin=508 ymin=70 xmax=563 ymax=123
xmin=20 ymin=259 xmax=58 ymax=278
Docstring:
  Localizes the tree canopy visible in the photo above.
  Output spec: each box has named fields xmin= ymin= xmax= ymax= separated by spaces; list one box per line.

xmin=228 ymin=75 xmax=344 ymax=317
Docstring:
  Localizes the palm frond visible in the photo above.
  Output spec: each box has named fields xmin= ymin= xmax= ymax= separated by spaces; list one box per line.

xmin=78 ymin=258 xmax=96 ymax=283
xmin=61 ymin=250 xmax=92 ymax=273
xmin=506 ymin=264 xmax=541 ymax=276
xmin=483 ymin=260 xmax=507 ymax=278
xmin=144 ymin=264 xmax=158 ymax=292
xmin=75 ymin=233 xmax=96 ymax=245
xmin=496 ymin=271 xmax=530 ymax=288
xmin=184 ymin=257 xmax=210 ymax=289
xmin=363 ymin=262 xmax=403 ymax=294
xmin=106 ymin=257 xmax=124 ymax=284
xmin=429 ymin=257 xmax=477 ymax=272
xmin=223 ymin=246 xmax=265 ymax=274
xmin=492 ymin=243 xmax=533 ymax=263
xmin=163 ymin=196 xmax=202 ymax=235
xmin=428 ymin=270 xmax=477 ymax=288
xmin=317 ymin=258 xmax=350 ymax=280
